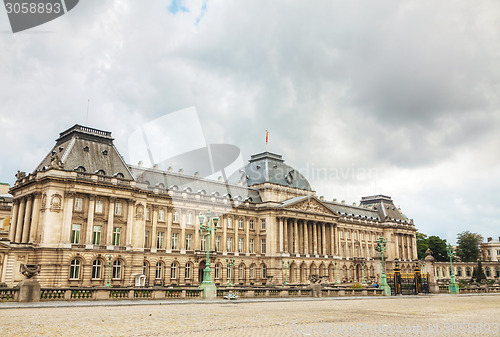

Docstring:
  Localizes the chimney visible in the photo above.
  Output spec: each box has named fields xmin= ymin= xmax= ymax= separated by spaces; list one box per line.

xmin=333 ymin=198 xmax=337 ymax=202
xmin=167 ymin=166 xmax=173 ymax=173
xmin=341 ymin=200 xmax=345 ymax=205
xmin=218 ymin=176 xmax=223 ymax=182
xmin=178 ymin=168 xmax=183 ymax=175
xmin=352 ymin=202 xmax=356 ymax=206
xmin=194 ymin=171 xmax=199 ymax=178
xmin=138 ymin=161 xmax=143 ymax=167
xmin=153 ymin=164 xmax=158 ymax=170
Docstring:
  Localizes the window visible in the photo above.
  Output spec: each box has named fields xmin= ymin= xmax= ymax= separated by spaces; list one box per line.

xmin=171 ymin=233 xmax=179 ymax=250
xmin=112 ymin=260 xmax=122 ymax=279
xmin=466 ymin=267 xmax=471 ymax=277
xmin=92 ymin=260 xmax=102 ymax=279
xmin=361 ymin=233 xmax=364 ymax=240
xmin=69 ymin=259 xmax=80 ymax=279
xmin=239 ymin=219 xmax=244 ymax=229
xmin=142 ymin=262 xmax=149 ymax=276
xmin=239 ymin=264 xmax=245 ymax=280
xmin=238 ymin=238 xmax=244 ymax=253
xmin=158 ymin=209 xmax=165 ymax=221
xmin=340 ymin=231 xmax=343 ymax=239
xmin=354 ymin=232 xmax=357 ymax=240
xmin=173 ymin=211 xmax=179 ymax=223
xmin=262 ymin=264 xmax=267 ymax=278
xmin=185 ymin=234 xmax=192 ymax=250
xmin=185 ymin=263 xmax=191 ymax=279
xmin=155 ymin=262 xmax=163 ymax=279
xmin=457 ymin=267 xmax=462 ymax=277
xmin=145 ymin=207 xmax=150 ymax=220
xmin=215 ymin=264 xmax=220 ymax=279
xmin=228 ymin=217 xmax=233 ymax=228
xmin=187 ymin=212 xmax=192 ymax=224
xmin=95 ymin=200 xmax=104 ymax=213
xmin=341 ymin=245 xmax=344 ymax=257
xmin=347 ymin=231 xmax=351 ymax=239
xmin=249 ymin=239 xmax=255 ymax=253
xmin=261 ymin=239 xmax=266 ymax=254
xmin=115 ymin=202 xmax=122 ymax=216
xmin=92 ymin=225 xmax=102 ymax=245
xmin=171 ymin=263 xmax=178 ymax=279
xmin=261 ymin=219 xmax=266 ymax=230
xmin=249 ymin=264 xmax=255 ymax=279
xmin=144 ymin=230 xmax=150 ymax=248
xmin=488 ymin=250 xmax=491 ymax=256
xmin=249 ymin=220 xmax=254 ymax=229
xmin=227 ymin=237 xmax=233 ymax=252
xmin=496 ymin=267 xmax=500 ymax=278
xmin=486 ymin=267 xmax=491 ymax=278
xmin=157 ymin=231 xmax=164 ymax=249
xmin=201 ymin=235 xmax=207 ymax=251
xmin=215 ymin=236 xmax=221 ymax=252
xmin=497 ymin=250 xmax=500 ymax=256
xmin=71 ymin=224 xmax=81 ymax=244
xmin=74 ymin=197 xmax=83 ymax=212
xmin=112 ymin=227 xmax=121 ymax=246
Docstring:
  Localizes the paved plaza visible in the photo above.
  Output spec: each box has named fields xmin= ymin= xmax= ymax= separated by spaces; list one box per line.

xmin=0 ymin=294 xmax=499 ymax=336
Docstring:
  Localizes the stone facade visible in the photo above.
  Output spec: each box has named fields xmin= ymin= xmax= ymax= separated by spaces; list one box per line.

xmin=0 ymin=125 xmax=420 ymax=288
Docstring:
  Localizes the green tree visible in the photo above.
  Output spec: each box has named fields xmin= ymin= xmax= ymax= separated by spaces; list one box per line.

xmin=456 ymin=231 xmax=483 ymax=262
xmin=472 ymin=259 xmax=487 ymax=282
xmin=416 ymin=232 xmax=428 ymax=260
xmin=427 ymin=236 xmax=448 ymax=262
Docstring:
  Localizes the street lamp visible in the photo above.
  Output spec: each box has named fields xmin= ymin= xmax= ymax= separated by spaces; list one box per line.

xmin=375 ymin=235 xmax=391 ymax=296
xmin=198 ymin=210 xmax=218 ymax=299
xmin=334 ymin=261 xmax=339 ymax=284
xmin=361 ymin=261 xmax=367 ymax=286
xmin=106 ymin=255 xmax=112 ymax=287
xmin=226 ymin=257 xmax=235 ymax=287
xmin=447 ymin=244 xmax=459 ymax=294
xmin=282 ymin=259 xmax=290 ymax=285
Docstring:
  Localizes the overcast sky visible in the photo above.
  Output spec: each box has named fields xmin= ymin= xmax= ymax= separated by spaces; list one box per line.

xmin=1 ymin=1 xmax=499 ymax=244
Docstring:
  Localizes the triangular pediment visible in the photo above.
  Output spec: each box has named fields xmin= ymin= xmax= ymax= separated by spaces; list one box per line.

xmin=280 ymin=196 xmax=339 ymax=217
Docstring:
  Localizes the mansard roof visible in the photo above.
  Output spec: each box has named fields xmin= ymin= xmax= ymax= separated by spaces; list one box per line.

xmin=35 ymin=125 xmax=134 ymax=180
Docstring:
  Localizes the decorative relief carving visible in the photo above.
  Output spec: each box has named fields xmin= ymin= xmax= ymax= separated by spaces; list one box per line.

xmin=41 ymin=193 xmax=47 ymax=211
xmin=50 ymin=193 xmax=62 ymax=212
xmin=287 ymin=199 xmax=334 ymax=215
xmin=136 ymin=204 xmax=144 ymax=220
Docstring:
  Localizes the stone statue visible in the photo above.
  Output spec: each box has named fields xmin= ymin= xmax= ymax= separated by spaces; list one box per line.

xmin=49 ymin=152 xmax=64 ymax=169
xmin=15 ymin=170 xmax=26 ymax=181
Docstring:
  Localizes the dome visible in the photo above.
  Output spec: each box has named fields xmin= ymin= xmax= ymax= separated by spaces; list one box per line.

xmin=228 ymin=152 xmax=312 ymax=191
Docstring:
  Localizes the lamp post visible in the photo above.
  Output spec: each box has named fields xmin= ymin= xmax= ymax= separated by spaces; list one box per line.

xmin=375 ymin=235 xmax=391 ymax=296
xmin=361 ymin=261 xmax=367 ymax=285
xmin=226 ymin=257 xmax=235 ymax=287
xmin=198 ymin=210 xmax=218 ymax=299
xmin=447 ymin=244 xmax=459 ymax=294
xmin=282 ymin=259 xmax=290 ymax=285
xmin=106 ymin=255 xmax=112 ymax=287
xmin=334 ymin=261 xmax=339 ymax=284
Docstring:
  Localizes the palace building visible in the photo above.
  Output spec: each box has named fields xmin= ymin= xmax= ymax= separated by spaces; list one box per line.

xmin=0 ymin=125 xmax=419 ymax=288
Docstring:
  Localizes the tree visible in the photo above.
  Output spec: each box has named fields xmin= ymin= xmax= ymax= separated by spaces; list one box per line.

xmin=416 ymin=232 xmax=428 ymax=260
xmin=427 ymin=236 xmax=448 ymax=262
xmin=472 ymin=259 xmax=487 ymax=282
xmin=456 ymin=231 xmax=483 ymax=262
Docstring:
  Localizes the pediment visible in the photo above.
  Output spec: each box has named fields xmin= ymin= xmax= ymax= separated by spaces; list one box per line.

xmin=281 ymin=197 xmax=338 ymax=217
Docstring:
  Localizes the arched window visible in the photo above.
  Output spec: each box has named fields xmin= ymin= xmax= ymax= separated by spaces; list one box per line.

xmin=262 ymin=264 xmax=267 ymax=279
xmin=465 ymin=267 xmax=471 ymax=277
xmin=185 ymin=263 xmax=192 ymax=279
xmin=496 ymin=267 xmax=500 ymax=278
xmin=171 ymin=262 xmax=178 ymax=279
xmin=112 ymin=260 xmax=122 ymax=279
xmin=155 ymin=262 xmax=163 ymax=279
xmin=485 ymin=267 xmax=491 ymax=278
xmin=238 ymin=264 xmax=245 ymax=281
xmin=75 ymin=166 xmax=86 ymax=172
xmin=96 ymin=170 xmax=106 ymax=176
xmin=91 ymin=259 xmax=102 ymax=279
xmin=114 ymin=173 xmax=125 ymax=179
xmin=69 ymin=259 xmax=80 ymax=279
xmin=249 ymin=264 xmax=255 ymax=279
xmin=215 ymin=263 xmax=221 ymax=279
xmin=456 ymin=267 xmax=462 ymax=277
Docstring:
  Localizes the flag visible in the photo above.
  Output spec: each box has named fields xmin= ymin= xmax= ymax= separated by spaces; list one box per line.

xmin=266 ymin=130 xmax=269 ymax=144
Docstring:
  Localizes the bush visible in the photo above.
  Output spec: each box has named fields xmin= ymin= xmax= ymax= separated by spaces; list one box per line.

xmin=350 ymin=283 xmax=364 ymax=289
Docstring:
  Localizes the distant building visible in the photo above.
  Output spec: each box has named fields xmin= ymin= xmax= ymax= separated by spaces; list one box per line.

xmin=1 ymin=125 xmax=419 ymax=287
xmin=0 ymin=183 xmax=12 ymax=240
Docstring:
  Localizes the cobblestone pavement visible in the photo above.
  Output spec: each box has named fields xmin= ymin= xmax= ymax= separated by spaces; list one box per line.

xmin=0 ymin=294 xmax=499 ymax=336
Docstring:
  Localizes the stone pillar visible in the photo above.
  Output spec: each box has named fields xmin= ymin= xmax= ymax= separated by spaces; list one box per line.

xmin=21 ymin=196 xmax=33 ymax=243
xmin=283 ymin=218 xmax=288 ymax=253
xmin=180 ymin=211 xmax=186 ymax=251
xmin=61 ymin=193 xmax=74 ymax=244
xmin=222 ymin=216 xmax=228 ymax=254
xmin=313 ymin=221 xmax=318 ymax=255
xmin=335 ymin=225 xmax=339 ymax=256
xmin=106 ymin=197 xmax=115 ymax=246
xmin=15 ymin=198 xmax=26 ymax=243
xmin=126 ymin=199 xmax=135 ymax=247
xmin=303 ymin=221 xmax=309 ymax=255
xmin=29 ymin=193 xmax=41 ymax=243
xmin=293 ymin=219 xmax=299 ymax=254
xmin=245 ymin=217 xmax=250 ymax=256
xmin=406 ymin=235 xmax=411 ymax=260
xmin=151 ymin=206 xmax=158 ymax=250
xmin=8 ymin=200 xmax=19 ymax=242
xmin=278 ymin=217 xmax=283 ymax=253
xmin=234 ymin=216 xmax=239 ymax=254
xmin=166 ymin=208 xmax=173 ymax=253
xmin=322 ymin=223 xmax=327 ymax=256
xmin=330 ymin=224 xmax=334 ymax=256
xmin=86 ymin=195 xmax=95 ymax=244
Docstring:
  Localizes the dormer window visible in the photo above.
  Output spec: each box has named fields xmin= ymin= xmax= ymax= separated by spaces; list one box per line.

xmin=102 ymin=150 xmax=108 ymax=155
xmin=114 ymin=173 xmax=124 ymax=179
xmin=170 ymin=185 xmax=179 ymax=191
xmin=75 ymin=166 xmax=86 ymax=172
xmin=96 ymin=170 xmax=106 ymax=176
xmin=83 ymin=146 xmax=89 ymax=152
xmin=183 ymin=187 xmax=192 ymax=193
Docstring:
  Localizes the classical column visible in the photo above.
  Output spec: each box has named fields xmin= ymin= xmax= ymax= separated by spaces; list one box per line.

xmin=278 ymin=217 xmax=283 ymax=253
xmin=21 ymin=196 xmax=33 ymax=243
xmin=322 ymin=223 xmax=327 ymax=256
xmin=303 ymin=221 xmax=309 ymax=255
xmin=223 ymin=216 xmax=227 ymax=254
xmin=29 ymin=193 xmax=41 ymax=243
xmin=245 ymin=218 xmax=250 ymax=256
xmin=151 ymin=205 xmax=158 ymax=249
xmin=406 ymin=235 xmax=411 ymax=260
xmin=335 ymin=225 xmax=339 ymax=256
xmin=106 ymin=197 xmax=115 ymax=246
xmin=8 ymin=200 xmax=19 ymax=242
xmin=14 ymin=198 xmax=26 ymax=243
xmin=313 ymin=221 xmax=318 ymax=255
xmin=166 ymin=207 xmax=173 ymax=252
xmin=61 ymin=193 xmax=75 ymax=244
xmin=234 ymin=216 xmax=239 ymax=254
xmin=283 ymin=218 xmax=288 ymax=253
xmin=86 ymin=195 xmax=95 ymax=244
xmin=293 ymin=219 xmax=299 ymax=255
xmin=126 ymin=199 xmax=135 ymax=246
xmin=180 ymin=211 xmax=186 ymax=251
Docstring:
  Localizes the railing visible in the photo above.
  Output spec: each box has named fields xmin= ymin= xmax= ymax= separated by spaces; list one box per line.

xmin=0 ymin=288 xmax=17 ymax=302
xmin=41 ymin=289 xmax=65 ymax=300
